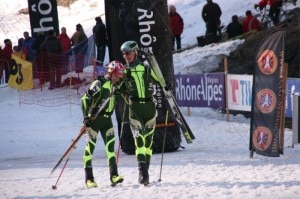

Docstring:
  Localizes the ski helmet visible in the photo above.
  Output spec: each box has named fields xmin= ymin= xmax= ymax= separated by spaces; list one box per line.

xmin=120 ymin=41 xmax=139 ymax=53
xmin=106 ymin=60 xmax=125 ymax=78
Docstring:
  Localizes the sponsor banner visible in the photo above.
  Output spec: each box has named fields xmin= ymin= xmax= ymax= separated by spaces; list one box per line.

xmin=285 ymin=78 xmax=300 ymax=117
xmin=250 ymin=28 xmax=286 ymax=157
xmin=8 ymin=54 xmax=33 ymax=90
xmin=175 ymin=73 xmax=225 ymax=108
xmin=227 ymin=74 xmax=252 ymax=111
xmin=28 ymin=0 xmax=59 ymax=38
xmin=105 ymin=0 xmax=181 ymax=153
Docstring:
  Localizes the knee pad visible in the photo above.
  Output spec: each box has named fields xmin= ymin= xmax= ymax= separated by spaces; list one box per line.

xmin=106 ymin=127 xmax=114 ymax=137
xmin=130 ymin=118 xmax=142 ymax=138
xmin=145 ymin=116 xmax=156 ymax=129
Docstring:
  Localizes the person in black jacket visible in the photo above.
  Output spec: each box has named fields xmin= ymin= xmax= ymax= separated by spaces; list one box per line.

xmin=202 ymin=0 xmax=222 ymax=43
xmin=40 ymin=29 xmax=63 ymax=90
xmin=226 ymin=15 xmax=243 ymax=39
xmin=93 ymin=17 xmax=107 ymax=65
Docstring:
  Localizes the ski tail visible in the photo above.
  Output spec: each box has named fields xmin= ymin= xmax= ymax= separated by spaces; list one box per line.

xmin=144 ymin=50 xmax=195 ymax=143
xmin=169 ymin=93 xmax=195 ymax=140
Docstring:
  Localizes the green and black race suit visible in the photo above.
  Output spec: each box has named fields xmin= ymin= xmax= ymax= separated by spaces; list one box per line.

xmin=80 ymin=77 xmax=117 ymax=170
xmin=121 ymin=58 xmax=160 ymax=164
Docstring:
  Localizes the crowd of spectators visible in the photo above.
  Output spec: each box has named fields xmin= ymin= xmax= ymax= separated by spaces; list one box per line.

xmin=0 ymin=16 xmax=107 ymax=90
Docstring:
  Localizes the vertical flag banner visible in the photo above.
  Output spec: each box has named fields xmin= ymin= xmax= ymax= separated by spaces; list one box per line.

xmin=250 ymin=28 xmax=286 ymax=157
xmin=8 ymin=54 xmax=33 ymax=90
xmin=28 ymin=0 xmax=59 ymax=38
xmin=105 ymin=0 xmax=181 ymax=153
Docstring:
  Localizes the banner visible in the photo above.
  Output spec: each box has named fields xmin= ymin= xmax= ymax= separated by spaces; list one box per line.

xmin=175 ymin=73 xmax=225 ymax=108
xmin=8 ymin=54 xmax=33 ymax=90
xmin=105 ymin=0 xmax=181 ymax=153
xmin=250 ymin=28 xmax=286 ymax=157
xmin=285 ymin=78 xmax=300 ymax=117
xmin=28 ymin=0 xmax=59 ymax=38
xmin=227 ymin=74 xmax=252 ymax=111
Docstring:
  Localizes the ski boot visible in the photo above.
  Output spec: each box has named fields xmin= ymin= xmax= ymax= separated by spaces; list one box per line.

xmin=138 ymin=162 xmax=149 ymax=185
xmin=110 ymin=165 xmax=124 ymax=186
xmin=85 ymin=167 xmax=98 ymax=188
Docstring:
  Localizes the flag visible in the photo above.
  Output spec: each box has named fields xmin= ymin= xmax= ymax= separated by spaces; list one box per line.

xmin=27 ymin=0 xmax=59 ymax=38
xmin=105 ymin=0 xmax=182 ymax=154
xmin=250 ymin=28 xmax=286 ymax=157
xmin=8 ymin=54 xmax=33 ymax=91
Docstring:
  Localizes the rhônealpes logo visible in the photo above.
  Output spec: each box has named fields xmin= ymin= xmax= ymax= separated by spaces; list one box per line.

xmin=257 ymin=50 xmax=278 ymax=75
xmin=256 ymin=88 xmax=277 ymax=113
xmin=253 ymin=126 xmax=272 ymax=151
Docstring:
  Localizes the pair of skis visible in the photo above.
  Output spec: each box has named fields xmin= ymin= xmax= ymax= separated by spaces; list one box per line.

xmin=144 ymin=50 xmax=195 ymax=144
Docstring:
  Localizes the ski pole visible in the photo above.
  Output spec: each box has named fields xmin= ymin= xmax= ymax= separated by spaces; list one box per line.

xmin=158 ymin=110 xmax=169 ymax=182
xmin=117 ymin=122 xmax=125 ymax=164
xmin=117 ymin=99 xmax=127 ymax=164
xmin=52 ymin=157 xmax=70 ymax=190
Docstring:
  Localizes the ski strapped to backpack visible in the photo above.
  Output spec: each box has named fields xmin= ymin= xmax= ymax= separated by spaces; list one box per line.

xmin=50 ymin=95 xmax=113 ymax=175
xmin=143 ymin=50 xmax=195 ymax=144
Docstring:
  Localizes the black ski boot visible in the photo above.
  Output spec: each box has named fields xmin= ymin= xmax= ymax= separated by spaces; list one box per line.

xmin=138 ymin=162 xmax=149 ymax=185
xmin=85 ymin=167 xmax=97 ymax=188
xmin=109 ymin=165 xmax=124 ymax=186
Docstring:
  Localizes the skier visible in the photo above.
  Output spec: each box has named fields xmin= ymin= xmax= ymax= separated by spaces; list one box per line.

xmin=119 ymin=41 xmax=160 ymax=185
xmin=80 ymin=61 xmax=125 ymax=188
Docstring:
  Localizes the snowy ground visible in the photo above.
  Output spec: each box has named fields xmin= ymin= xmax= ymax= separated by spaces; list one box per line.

xmin=1 ymin=0 xmax=300 ymax=198
xmin=1 ymin=85 xmax=300 ymax=199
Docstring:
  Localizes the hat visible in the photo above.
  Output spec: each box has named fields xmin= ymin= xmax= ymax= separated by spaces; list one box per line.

xmin=48 ymin=29 xmax=55 ymax=36
xmin=95 ymin=16 xmax=102 ymax=22
xmin=76 ymin=23 xmax=82 ymax=30
xmin=4 ymin=39 xmax=11 ymax=44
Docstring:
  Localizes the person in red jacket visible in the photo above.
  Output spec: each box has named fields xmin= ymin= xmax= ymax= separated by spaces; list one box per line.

xmin=255 ymin=0 xmax=283 ymax=25
xmin=243 ymin=10 xmax=261 ymax=33
xmin=2 ymin=39 xmax=13 ymax=83
xmin=57 ymin=27 xmax=71 ymax=75
xmin=58 ymin=27 xmax=71 ymax=53
xmin=169 ymin=5 xmax=184 ymax=51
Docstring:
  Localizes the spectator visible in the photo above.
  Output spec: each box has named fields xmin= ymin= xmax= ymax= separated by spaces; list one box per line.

xmin=2 ymin=39 xmax=13 ymax=83
xmin=255 ymin=0 xmax=283 ymax=26
xmin=169 ymin=5 xmax=184 ymax=51
xmin=40 ymin=29 xmax=63 ymax=90
xmin=22 ymin=31 xmax=36 ymax=61
xmin=13 ymin=38 xmax=26 ymax=60
xmin=226 ymin=15 xmax=243 ymax=39
xmin=58 ymin=27 xmax=71 ymax=53
xmin=0 ymin=46 xmax=3 ymax=82
xmin=81 ymin=61 xmax=125 ymax=188
xmin=243 ymin=10 xmax=261 ymax=33
xmin=93 ymin=17 xmax=107 ymax=65
xmin=71 ymin=24 xmax=88 ymax=73
xmin=202 ymin=0 xmax=222 ymax=43
xmin=32 ymin=31 xmax=47 ymax=84
xmin=57 ymin=27 xmax=71 ymax=74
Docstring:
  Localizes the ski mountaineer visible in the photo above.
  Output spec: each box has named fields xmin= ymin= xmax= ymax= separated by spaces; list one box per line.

xmin=80 ymin=61 xmax=125 ymax=188
xmin=119 ymin=40 xmax=162 ymax=185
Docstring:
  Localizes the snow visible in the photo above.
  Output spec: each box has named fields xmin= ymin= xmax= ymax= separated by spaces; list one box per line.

xmin=1 ymin=0 xmax=300 ymax=199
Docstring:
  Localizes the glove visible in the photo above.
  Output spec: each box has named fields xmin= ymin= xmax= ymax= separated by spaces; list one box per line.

xmin=83 ymin=117 xmax=92 ymax=127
